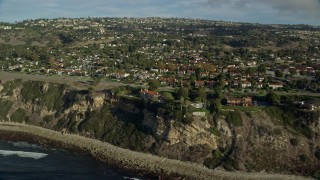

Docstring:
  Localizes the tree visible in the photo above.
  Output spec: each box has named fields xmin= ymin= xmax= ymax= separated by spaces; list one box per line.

xmin=266 ymin=92 xmax=280 ymax=105
xmin=177 ymin=86 xmax=189 ymax=100
xmin=263 ymin=77 xmax=269 ymax=88
xmin=195 ymin=67 xmax=204 ymax=80
xmin=204 ymin=64 xmax=216 ymax=74
xmin=148 ymin=80 xmax=160 ymax=91
xmin=290 ymin=69 xmax=297 ymax=76
xmin=315 ymin=71 xmax=320 ymax=83
xmin=157 ymin=62 xmax=166 ymax=73
xmin=218 ymin=74 xmax=225 ymax=88
xmin=196 ymin=87 xmax=206 ymax=102
xmin=179 ymin=97 xmax=185 ymax=111
xmin=275 ymin=69 xmax=283 ymax=78
xmin=166 ymin=63 xmax=175 ymax=71
xmin=58 ymin=33 xmax=74 ymax=45
xmin=246 ymin=67 xmax=257 ymax=76
xmin=162 ymin=92 xmax=174 ymax=103
xmin=257 ymin=64 xmax=266 ymax=74
xmin=214 ymin=87 xmax=222 ymax=99
xmin=213 ymin=98 xmax=222 ymax=112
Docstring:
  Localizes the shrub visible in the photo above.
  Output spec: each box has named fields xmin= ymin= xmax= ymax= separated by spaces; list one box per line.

xmin=264 ymin=106 xmax=283 ymax=123
xmin=78 ymin=105 xmax=148 ymax=151
xmin=293 ymin=122 xmax=313 ymax=139
xmin=290 ymin=138 xmax=299 ymax=146
xmin=266 ymin=92 xmax=280 ymax=105
xmin=257 ymin=126 xmax=269 ymax=137
xmin=204 ymin=157 xmax=220 ymax=169
xmin=212 ymin=149 xmax=223 ymax=158
xmin=265 ymin=106 xmax=313 ymax=139
xmin=298 ymin=154 xmax=308 ymax=162
xmin=245 ymin=111 xmax=252 ymax=118
xmin=223 ymin=157 xmax=240 ymax=171
xmin=203 ymin=149 xmax=224 ymax=169
xmin=43 ymin=115 xmax=54 ymax=123
xmin=226 ymin=110 xmax=243 ymax=127
xmin=0 ymin=79 xmax=22 ymax=96
xmin=210 ymin=127 xmax=221 ymax=136
xmin=11 ymin=108 xmax=27 ymax=123
xmin=273 ymin=128 xmax=282 ymax=136
xmin=161 ymin=92 xmax=174 ymax=102
xmin=21 ymin=81 xmax=65 ymax=111
xmin=175 ymin=110 xmax=183 ymax=122
xmin=182 ymin=112 xmax=193 ymax=125
xmin=0 ymin=100 xmax=13 ymax=120
xmin=313 ymin=170 xmax=320 ymax=179
xmin=315 ymin=147 xmax=320 ymax=160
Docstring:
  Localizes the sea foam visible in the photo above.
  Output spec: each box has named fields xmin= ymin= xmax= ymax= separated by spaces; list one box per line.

xmin=0 ymin=150 xmax=48 ymax=160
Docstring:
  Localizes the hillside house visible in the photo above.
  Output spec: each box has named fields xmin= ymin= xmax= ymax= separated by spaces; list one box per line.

xmin=206 ymin=81 xmax=215 ymax=88
xmin=160 ymin=78 xmax=177 ymax=86
xmin=194 ymin=80 xmax=205 ymax=88
xmin=257 ymin=82 xmax=264 ymax=89
xmin=115 ymin=72 xmax=130 ymax=79
xmin=269 ymin=82 xmax=283 ymax=89
xmin=140 ymin=89 xmax=160 ymax=101
xmin=189 ymin=102 xmax=204 ymax=109
xmin=242 ymin=81 xmax=252 ymax=88
xmin=227 ymin=97 xmax=253 ymax=107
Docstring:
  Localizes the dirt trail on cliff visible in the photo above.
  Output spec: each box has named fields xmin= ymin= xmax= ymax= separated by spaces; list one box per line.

xmin=0 ymin=122 xmax=312 ymax=180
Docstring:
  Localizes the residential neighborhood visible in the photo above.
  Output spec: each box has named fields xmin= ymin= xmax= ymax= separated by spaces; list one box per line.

xmin=0 ymin=17 xmax=320 ymax=113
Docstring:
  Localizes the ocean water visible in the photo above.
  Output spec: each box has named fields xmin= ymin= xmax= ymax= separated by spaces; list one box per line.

xmin=0 ymin=140 xmax=142 ymax=180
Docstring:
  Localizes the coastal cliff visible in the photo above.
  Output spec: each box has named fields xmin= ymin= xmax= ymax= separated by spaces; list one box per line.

xmin=0 ymin=79 xmax=217 ymax=162
xmin=0 ymin=79 xmax=319 ymax=178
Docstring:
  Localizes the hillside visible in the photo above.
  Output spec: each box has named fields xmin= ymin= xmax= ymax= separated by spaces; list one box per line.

xmin=0 ymin=79 xmax=319 ymax=178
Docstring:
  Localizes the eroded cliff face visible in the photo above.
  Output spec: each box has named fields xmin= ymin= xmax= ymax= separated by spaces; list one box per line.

xmin=141 ymin=113 xmax=217 ymax=164
xmin=112 ymin=97 xmax=218 ymax=163
xmin=0 ymin=79 xmax=319 ymax=177
xmin=214 ymin=110 xmax=320 ymax=176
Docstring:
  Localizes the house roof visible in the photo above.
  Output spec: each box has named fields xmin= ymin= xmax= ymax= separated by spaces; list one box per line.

xmin=140 ymin=90 xmax=158 ymax=96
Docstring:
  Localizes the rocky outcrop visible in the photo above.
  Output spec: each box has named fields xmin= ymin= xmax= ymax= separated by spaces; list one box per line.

xmin=218 ymin=111 xmax=320 ymax=176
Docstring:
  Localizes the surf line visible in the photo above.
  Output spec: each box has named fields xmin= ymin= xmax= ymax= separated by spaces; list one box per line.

xmin=0 ymin=150 xmax=48 ymax=159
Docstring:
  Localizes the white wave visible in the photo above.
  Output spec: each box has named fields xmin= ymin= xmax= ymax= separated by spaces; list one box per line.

xmin=123 ymin=177 xmax=141 ymax=180
xmin=0 ymin=150 xmax=48 ymax=160
xmin=10 ymin=141 xmax=41 ymax=149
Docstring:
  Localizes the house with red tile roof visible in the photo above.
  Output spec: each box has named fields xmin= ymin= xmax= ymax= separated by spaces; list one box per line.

xmin=139 ymin=89 xmax=160 ymax=101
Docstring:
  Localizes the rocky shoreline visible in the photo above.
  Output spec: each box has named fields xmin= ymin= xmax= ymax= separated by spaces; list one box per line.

xmin=0 ymin=122 xmax=311 ymax=180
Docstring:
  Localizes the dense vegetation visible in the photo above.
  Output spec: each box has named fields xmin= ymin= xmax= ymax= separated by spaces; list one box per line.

xmin=21 ymin=81 xmax=66 ymax=112
xmin=0 ymin=100 xmax=12 ymax=120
